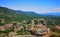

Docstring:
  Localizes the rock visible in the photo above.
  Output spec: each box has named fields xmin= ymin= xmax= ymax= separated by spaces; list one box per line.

xmin=30 ymin=25 xmax=48 ymax=36
xmin=0 ymin=33 xmax=5 ymax=37
xmin=34 ymin=28 xmax=47 ymax=36
xmin=8 ymin=32 xmax=17 ymax=37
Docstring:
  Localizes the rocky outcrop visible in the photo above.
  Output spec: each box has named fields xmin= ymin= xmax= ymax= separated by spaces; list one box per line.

xmin=0 ymin=18 xmax=50 ymax=37
xmin=27 ymin=19 xmax=50 ymax=37
xmin=0 ymin=33 xmax=5 ymax=37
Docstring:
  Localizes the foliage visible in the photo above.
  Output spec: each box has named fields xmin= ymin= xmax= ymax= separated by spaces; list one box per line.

xmin=17 ymin=29 xmax=30 ymax=35
xmin=0 ymin=6 xmax=60 ymax=36
xmin=0 ymin=6 xmax=60 ymax=26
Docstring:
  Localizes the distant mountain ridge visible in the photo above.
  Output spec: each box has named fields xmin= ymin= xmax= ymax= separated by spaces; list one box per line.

xmin=0 ymin=6 xmax=41 ymax=23
xmin=0 ymin=6 xmax=60 ymax=25
xmin=16 ymin=10 xmax=60 ymax=16
xmin=0 ymin=6 xmax=60 ymax=16
xmin=42 ymin=12 xmax=60 ymax=16
xmin=16 ymin=10 xmax=38 ymax=15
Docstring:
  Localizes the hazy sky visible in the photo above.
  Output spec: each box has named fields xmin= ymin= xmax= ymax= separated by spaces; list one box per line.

xmin=0 ymin=0 xmax=60 ymax=14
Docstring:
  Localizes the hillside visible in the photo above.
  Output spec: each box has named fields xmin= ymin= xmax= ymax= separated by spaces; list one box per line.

xmin=0 ymin=6 xmax=60 ymax=26
xmin=0 ymin=6 xmax=60 ymax=37
xmin=0 ymin=6 xmax=41 ymax=24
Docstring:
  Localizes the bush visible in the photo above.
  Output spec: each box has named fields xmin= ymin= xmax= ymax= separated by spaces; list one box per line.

xmin=17 ymin=29 xmax=30 ymax=35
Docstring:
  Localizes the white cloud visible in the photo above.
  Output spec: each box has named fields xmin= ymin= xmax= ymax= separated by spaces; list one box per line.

xmin=4 ymin=6 xmax=60 ymax=14
xmin=35 ymin=8 xmax=60 ymax=14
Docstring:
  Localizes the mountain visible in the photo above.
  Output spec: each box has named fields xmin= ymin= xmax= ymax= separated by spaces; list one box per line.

xmin=0 ymin=6 xmax=60 ymax=26
xmin=42 ymin=12 xmax=60 ymax=16
xmin=16 ymin=10 xmax=38 ymax=15
xmin=0 ymin=6 xmax=41 ymax=23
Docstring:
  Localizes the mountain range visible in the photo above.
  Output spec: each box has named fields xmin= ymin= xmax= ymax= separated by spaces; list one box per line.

xmin=0 ymin=6 xmax=60 ymax=25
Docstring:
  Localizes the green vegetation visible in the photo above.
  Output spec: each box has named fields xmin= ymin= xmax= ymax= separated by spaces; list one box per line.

xmin=17 ymin=29 xmax=30 ymax=35
xmin=0 ymin=6 xmax=60 ymax=37
xmin=0 ymin=6 xmax=60 ymax=26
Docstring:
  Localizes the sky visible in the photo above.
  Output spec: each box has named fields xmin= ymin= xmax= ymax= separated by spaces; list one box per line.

xmin=0 ymin=0 xmax=60 ymax=14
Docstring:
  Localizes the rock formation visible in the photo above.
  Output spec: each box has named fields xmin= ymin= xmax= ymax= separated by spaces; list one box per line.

xmin=27 ymin=19 xmax=50 ymax=37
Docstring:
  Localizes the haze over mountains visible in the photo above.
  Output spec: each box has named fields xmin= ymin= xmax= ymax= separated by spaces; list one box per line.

xmin=16 ymin=9 xmax=60 ymax=16
xmin=0 ymin=6 xmax=60 ymax=16
xmin=42 ymin=12 xmax=60 ymax=16
xmin=0 ymin=6 xmax=60 ymax=26
xmin=0 ymin=6 xmax=60 ymax=37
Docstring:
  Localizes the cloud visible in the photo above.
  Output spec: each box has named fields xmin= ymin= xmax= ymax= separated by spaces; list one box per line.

xmin=3 ymin=6 xmax=60 ymax=14
xmin=35 ymin=8 xmax=60 ymax=14
xmin=54 ymin=8 xmax=60 ymax=12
